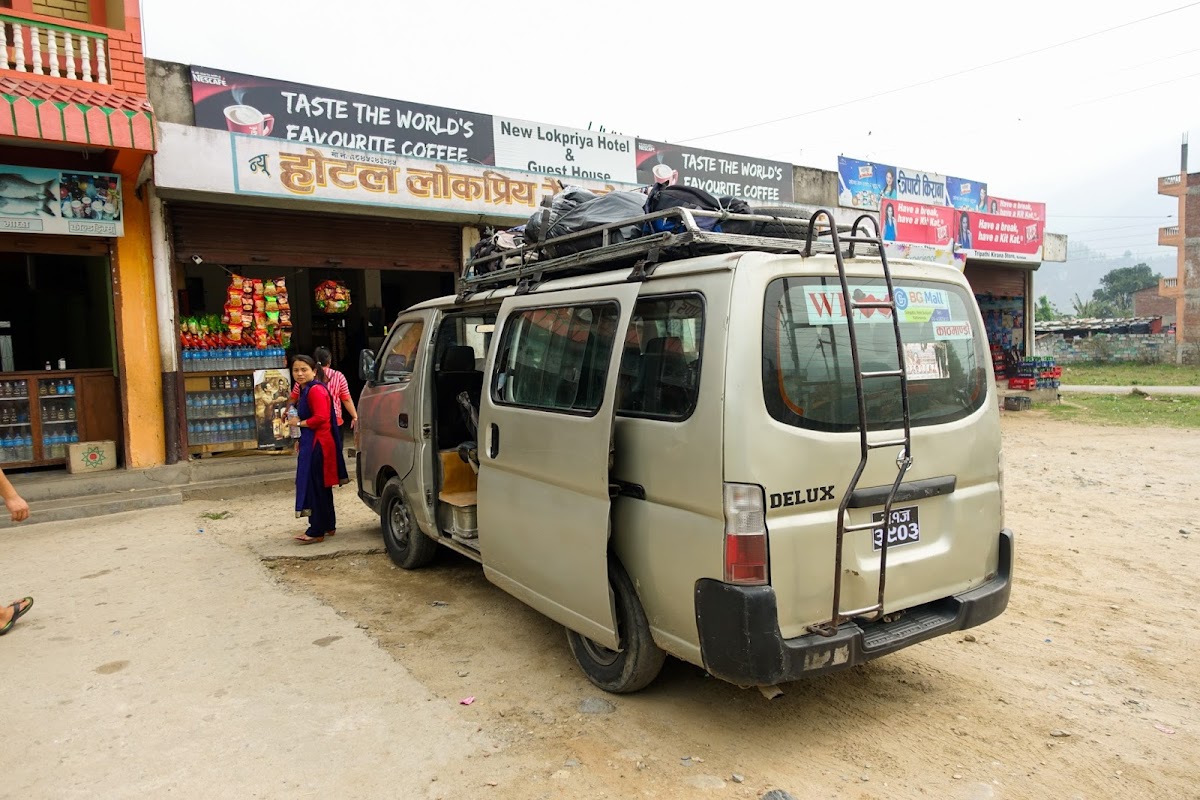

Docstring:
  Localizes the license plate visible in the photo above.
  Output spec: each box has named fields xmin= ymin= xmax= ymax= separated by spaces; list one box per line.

xmin=871 ymin=505 xmax=920 ymax=551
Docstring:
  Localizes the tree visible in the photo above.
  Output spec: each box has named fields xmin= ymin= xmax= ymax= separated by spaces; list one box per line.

xmin=1090 ymin=263 xmax=1160 ymax=317
xmin=1035 ymin=295 xmax=1059 ymax=321
xmin=1071 ymin=293 xmax=1106 ymax=318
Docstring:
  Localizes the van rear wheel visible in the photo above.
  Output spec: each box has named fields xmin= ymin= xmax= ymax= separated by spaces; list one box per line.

xmin=566 ymin=561 xmax=666 ymax=693
xmin=380 ymin=477 xmax=437 ymax=569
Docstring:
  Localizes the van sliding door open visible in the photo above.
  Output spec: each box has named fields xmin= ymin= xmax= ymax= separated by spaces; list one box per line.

xmin=477 ymin=284 xmax=642 ymax=650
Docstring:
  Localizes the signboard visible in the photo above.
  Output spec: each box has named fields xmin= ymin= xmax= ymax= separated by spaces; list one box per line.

xmin=492 ymin=117 xmax=636 ymax=183
xmin=189 ymin=65 xmax=496 ymax=164
xmin=837 ymin=156 xmax=893 ymax=210
xmin=879 ymin=199 xmax=956 ymax=247
xmin=986 ymin=196 xmax=1046 ymax=221
xmin=957 ymin=210 xmax=1044 ymax=262
xmin=253 ymin=368 xmax=292 ymax=449
xmin=945 ymin=176 xmax=988 ymax=211
xmin=0 ymin=165 xmax=123 ymax=237
xmin=634 ymin=140 xmax=793 ymax=203
xmin=230 ymin=134 xmax=630 ymax=220
xmin=895 ymin=167 xmax=949 ymax=207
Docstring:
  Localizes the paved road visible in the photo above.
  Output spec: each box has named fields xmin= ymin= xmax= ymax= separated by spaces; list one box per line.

xmin=1059 ymin=384 xmax=1200 ymax=395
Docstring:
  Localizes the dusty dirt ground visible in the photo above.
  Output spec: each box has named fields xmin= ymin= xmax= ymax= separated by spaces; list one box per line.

xmin=271 ymin=413 xmax=1199 ymax=800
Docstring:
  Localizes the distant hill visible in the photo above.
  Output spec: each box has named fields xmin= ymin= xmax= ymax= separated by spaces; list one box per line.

xmin=1035 ymin=244 xmax=1175 ymax=314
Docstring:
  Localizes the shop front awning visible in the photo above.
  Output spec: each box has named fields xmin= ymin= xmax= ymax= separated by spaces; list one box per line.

xmin=0 ymin=75 xmax=155 ymax=152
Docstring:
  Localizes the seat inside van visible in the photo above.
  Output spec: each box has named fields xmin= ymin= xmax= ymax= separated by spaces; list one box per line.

xmin=436 ymin=345 xmax=483 ymax=449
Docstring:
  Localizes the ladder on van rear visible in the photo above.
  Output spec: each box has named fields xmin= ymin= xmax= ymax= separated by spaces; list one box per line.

xmin=804 ymin=211 xmax=913 ymax=637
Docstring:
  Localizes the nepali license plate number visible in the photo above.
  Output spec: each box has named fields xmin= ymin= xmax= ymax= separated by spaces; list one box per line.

xmin=871 ymin=505 xmax=920 ymax=551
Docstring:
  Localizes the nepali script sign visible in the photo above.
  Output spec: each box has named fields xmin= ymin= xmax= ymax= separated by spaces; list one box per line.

xmin=230 ymin=135 xmax=628 ymax=219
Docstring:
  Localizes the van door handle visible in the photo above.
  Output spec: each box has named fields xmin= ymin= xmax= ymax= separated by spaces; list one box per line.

xmin=488 ymin=423 xmax=500 ymax=458
xmin=398 ymin=413 xmax=409 ymax=429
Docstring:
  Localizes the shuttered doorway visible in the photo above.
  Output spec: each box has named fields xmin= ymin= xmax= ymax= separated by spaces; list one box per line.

xmin=169 ymin=203 xmax=462 ymax=273
xmin=963 ymin=263 xmax=1028 ymax=299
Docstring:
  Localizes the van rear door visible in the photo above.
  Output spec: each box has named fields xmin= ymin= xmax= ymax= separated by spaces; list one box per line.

xmin=477 ymin=284 xmax=641 ymax=650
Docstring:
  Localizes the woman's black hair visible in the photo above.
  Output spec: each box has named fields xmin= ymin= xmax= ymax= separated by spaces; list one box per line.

xmin=292 ymin=353 xmax=327 ymax=384
xmin=313 ymin=346 xmax=333 ymax=367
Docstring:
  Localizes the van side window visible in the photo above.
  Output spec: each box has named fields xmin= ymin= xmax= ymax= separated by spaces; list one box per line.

xmin=616 ymin=295 xmax=705 ymax=420
xmin=378 ymin=321 xmax=424 ymax=384
xmin=494 ymin=303 xmax=620 ymax=415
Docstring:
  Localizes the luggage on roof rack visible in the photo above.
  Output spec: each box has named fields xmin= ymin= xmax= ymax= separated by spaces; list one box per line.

xmin=461 ymin=206 xmax=879 ymax=298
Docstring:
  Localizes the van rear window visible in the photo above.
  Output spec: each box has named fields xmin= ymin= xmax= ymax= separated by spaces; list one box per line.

xmin=763 ymin=278 xmax=988 ymax=432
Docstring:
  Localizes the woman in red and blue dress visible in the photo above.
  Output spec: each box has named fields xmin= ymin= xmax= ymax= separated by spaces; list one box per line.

xmin=291 ymin=355 xmax=348 ymax=544
xmin=287 ymin=347 xmax=356 ymax=486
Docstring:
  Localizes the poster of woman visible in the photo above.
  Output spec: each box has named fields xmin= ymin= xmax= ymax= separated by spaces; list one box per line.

xmin=254 ymin=368 xmax=292 ymax=448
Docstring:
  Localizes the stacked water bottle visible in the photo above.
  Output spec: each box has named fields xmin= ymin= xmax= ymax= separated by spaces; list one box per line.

xmin=0 ymin=379 xmax=33 ymax=463
xmin=182 ymin=346 xmax=288 ymax=373
xmin=186 ymin=375 xmax=257 ymax=446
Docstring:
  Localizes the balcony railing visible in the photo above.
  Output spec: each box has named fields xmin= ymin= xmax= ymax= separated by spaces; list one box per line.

xmin=1163 ymin=278 xmax=1178 ymax=289
xmin=0 ymin=13 xmax=109 ymax=85
xmin=1160 ymin=174 xmax=1182 ymax=186
xmin=1159 ymin=225 xmax=1182 ymax=246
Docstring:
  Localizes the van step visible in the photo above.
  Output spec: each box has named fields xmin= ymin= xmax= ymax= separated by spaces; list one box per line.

xmin=860 ymin=605 xmax=956 ymax=652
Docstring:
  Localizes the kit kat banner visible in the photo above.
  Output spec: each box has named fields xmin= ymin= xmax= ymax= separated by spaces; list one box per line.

xmin=956 ymin=210 xmax=1044 ymax=262
xmin=985 ymin=196 xmax=1046 ymax=221
xmin=190 ymin=66 xmax=496 ymax=164
xmin=879 ymin=199 xmax=956 ymax=247
xmin=635 ymin=140 xmax=793 ymax=203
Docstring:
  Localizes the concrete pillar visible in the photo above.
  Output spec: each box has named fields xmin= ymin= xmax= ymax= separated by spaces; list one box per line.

xmin=149 ymin=185 xmax=182 ymax=463
xmin=110 ymin=174 xmax=166 ymax=468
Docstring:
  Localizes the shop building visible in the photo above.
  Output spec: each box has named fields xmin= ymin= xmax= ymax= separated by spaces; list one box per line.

xmin=147 ymin=61 xmax=628 ymax=460
xmin=1155 ymin=141 xmax=1200 ymax=363
xmin=146 ymin=61 xmax=1068 ymax=461
xmin=0 ymin=0 xmax=162 ymax=472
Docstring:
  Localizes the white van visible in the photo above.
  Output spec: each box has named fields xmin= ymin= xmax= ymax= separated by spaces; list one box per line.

xmin=356 ymin=208 xmax=1012 ymax=693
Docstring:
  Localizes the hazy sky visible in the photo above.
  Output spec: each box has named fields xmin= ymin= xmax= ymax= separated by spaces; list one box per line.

xmin=141 ymin=0 xmax=1199 ymax=264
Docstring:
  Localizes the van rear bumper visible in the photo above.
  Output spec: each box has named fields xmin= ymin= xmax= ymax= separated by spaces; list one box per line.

xmin=694 ymin=529 xmax=1013 ymax=686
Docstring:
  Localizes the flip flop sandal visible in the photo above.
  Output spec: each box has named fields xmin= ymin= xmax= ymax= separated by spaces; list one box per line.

xmin=0 ymin=597 xmax=33 ymax=636
xmin=326 ymin=530 xmax=336 ymax=537
xmin=294 ymin=535 xmax=325 ymax=545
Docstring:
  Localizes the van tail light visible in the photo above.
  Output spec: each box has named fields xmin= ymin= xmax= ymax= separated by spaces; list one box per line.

xmin=723 ymin=483 xmax=769 ymax=585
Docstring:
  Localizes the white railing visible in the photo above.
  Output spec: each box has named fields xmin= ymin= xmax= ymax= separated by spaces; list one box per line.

xmin=1161 ymin=225 xmax=1180 ymax=236
xmin=1160 ymin=174 xmax=1183 ymax=186
xmin=0 ymin=14 xmax=108 ymax=85
xmin=1163 ymin=278 xmax=1178 ymax=289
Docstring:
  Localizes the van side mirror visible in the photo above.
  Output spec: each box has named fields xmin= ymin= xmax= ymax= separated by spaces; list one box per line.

xmin=359 ymin=349 xmax=376 ymax=382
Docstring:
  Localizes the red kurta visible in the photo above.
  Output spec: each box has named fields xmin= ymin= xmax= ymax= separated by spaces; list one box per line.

xmin=303 ymin=382 xmax=340 ymax=488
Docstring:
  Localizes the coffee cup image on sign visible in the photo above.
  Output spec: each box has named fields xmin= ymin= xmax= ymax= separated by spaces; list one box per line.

xmin=224 ymin=104 xmax=275 ymax=136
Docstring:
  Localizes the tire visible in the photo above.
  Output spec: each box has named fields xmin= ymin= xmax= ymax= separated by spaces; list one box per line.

xmin=566 ymin=560 xmax=666 ymax=694
xmin=379 ymin=477 xmax=438 ymax=569
xmin=746 ymin=205 xmax=811 ymax=240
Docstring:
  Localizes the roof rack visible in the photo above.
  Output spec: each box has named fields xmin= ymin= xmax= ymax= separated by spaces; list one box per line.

xmin=459 ymin=206 xmax=880 ymax=299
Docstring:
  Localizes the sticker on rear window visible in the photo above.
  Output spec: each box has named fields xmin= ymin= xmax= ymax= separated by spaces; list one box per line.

xmin=932 ymin=321 xmax=973 ymax=340
xmin=903 ymin=342 xmax=949 ymax=380
xmin=803 ymin=285 xmax=952 ymax=325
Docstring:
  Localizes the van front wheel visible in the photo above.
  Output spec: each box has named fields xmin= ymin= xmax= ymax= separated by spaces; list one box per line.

xmin=566 ymin=562 xmax=666 ymax=693
xmin=380 ymin=477 xmax=437 ymax=569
